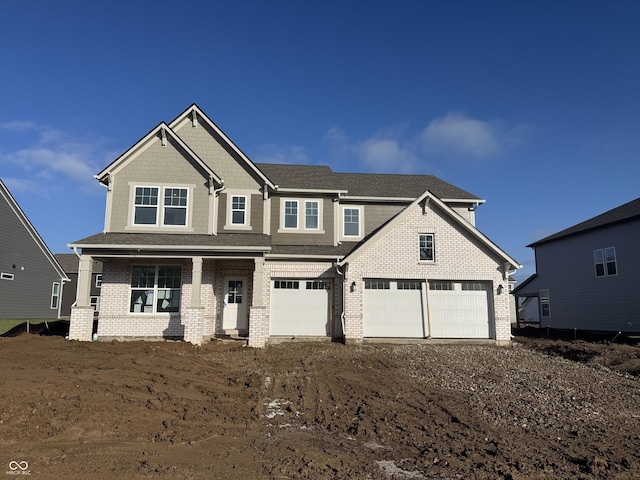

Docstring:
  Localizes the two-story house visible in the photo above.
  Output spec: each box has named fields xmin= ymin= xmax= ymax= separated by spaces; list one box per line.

xmin=68 ymin=104 xmax=520 ymax=347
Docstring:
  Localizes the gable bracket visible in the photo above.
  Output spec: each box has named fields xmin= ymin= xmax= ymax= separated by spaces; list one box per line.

xmin=421 ymin=197 xmax=430 ymax=215
xmin=191 ymin=110 xmax=197 ymax=128
xmin=160 ymin=128 xmax=167 ymax=147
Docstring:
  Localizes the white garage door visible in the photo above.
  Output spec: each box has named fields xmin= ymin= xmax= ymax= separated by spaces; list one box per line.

xmin=428 ymin=281 xmax=491 ymax=338
xmin=270 ymin=279 xmax=331 ymax=336
xmin=363 ymin=280 xmax=426 ymax=337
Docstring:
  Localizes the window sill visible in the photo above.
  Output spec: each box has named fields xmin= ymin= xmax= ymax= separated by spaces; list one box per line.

xmin=277 ymin=228 xmax=326 ymax=234
xmin=223 ymin=224 xmax=253 ymax=231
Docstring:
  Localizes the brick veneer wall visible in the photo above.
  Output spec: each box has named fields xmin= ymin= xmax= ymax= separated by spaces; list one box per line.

xmin=344 ymin=203 xmax=512 ymax=344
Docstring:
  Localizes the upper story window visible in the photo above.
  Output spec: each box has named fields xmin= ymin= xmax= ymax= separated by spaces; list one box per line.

xmin=278 ymin=198 xmax=324 ymax=233
xmin=342 ymin=207 xmax=362 ymax=239
xmin=133 ymin=186 xmax=189 ymax=227
xmin=419 ymin=234 xmax=434 ymax=261
xmin=305 ymin=201 xmax=319 ymax=229
xmin=284 ymin=200 xmax=298 ymax=228
xmin=130 ymin=265 xmax=181 ymax=314
xmin=164 ymin=188 xmax=188 ymax=226
xmin=231 ymin=195 xmax=247 ymax=225
xmin=594 ymin=247 xmax=617 ymax=277
xmin=95 ymin=274 xmax=102 ymax=288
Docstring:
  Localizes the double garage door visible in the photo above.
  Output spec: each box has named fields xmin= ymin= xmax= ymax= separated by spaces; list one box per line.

xmin=270 ymin=279 xmax=331 ymax=336
xmin=363 ymin=280 xmax=491 ymax=339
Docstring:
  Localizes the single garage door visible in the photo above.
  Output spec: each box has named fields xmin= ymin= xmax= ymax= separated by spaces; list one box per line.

xmin=428 ymin=281 xmax=491 ymax=338
xmin=363 ymin=279 xmax=426 ymax=337
xmin=270 ymin=279 xmax=331 ymax=336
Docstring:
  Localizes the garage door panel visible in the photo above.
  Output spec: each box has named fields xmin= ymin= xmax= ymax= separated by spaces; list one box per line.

xmin=429 ymin=281 xmax=491 ymax=339
xmin=363 ymin=280 xmax=426 ymax=337
xmin=270 ymin=280 xmax=331 ymax=336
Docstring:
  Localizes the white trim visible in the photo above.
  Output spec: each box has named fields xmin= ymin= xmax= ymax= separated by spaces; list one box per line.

xmin=128 ymin=183 xmax=194 ymax=231
xmin=277 ymin=197 xmax=325 ymax=234
xmin=223 ymin=191 xmax=253 ymax=230
xmin=341 ymin=205 xmax=363 ymax=240
xmin=1 ymin=272 xmax=15 ymax=280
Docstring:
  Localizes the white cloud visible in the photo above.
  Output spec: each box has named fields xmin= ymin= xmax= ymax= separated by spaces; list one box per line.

xmin=252 ymin=144 xmax=310 ymax=164
xmin=420 ymin=113 xmax=501 ymax=158
xmin=0 ymin=122 xmax=104 ymax=192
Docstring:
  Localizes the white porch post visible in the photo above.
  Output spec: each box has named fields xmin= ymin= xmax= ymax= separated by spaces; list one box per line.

xmin=248 ymin=256 xmax=267 ymax=347
xmin=183 ymin=256 xmax=204 ymax=345
xmin=68 ymin=254 xmax=95 ymax=341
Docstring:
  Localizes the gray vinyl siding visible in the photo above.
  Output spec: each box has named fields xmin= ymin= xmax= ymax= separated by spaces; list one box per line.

xmin=364 ymin=203 xmax=406 ymax=235
xmin=0 ymin=196 xmax=63 ymax=319
xmin=217 ymin=193 xmax=264 ymax=233
xmin=172 ymin=116 xmax=264 ymax=189
xmin=271 ymin=197 xmax=335 ymax=245
xmin=532 ymin=219 xmax=640 ymax=332
xmin=107 ymin=137 xmax=211 ymax=233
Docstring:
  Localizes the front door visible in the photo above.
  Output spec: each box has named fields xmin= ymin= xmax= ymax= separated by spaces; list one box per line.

xmin=222 ymin=277 xmax=248 ymax=332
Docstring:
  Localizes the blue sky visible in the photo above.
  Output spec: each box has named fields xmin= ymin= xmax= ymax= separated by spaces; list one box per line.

xmin=2 ymin=0 xmax=639 ymax=281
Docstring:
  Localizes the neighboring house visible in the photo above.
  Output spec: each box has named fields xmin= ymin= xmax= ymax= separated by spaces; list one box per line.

xmin=67 ymin=104 xmax=520 ymax=347
xmin=513 ymin=197 xmax=640 ymax=333
xmin=0 ymin=179 xmax=69 ymax=319
xmin=54 ymin=254 xmax=103 ymax=318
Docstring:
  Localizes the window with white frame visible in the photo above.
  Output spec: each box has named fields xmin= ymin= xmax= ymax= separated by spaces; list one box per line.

xmin=163 ymin=188 xmax=188 ymax=226
xmin=284 ymin=200 xmax=298 ymax=228
xmin=95 ymin=274 xmax=102 ymax=288
xmin=231 ymin=195 xmax=247 ymax=225
xmin=1 ymin=272 xmax=14 ymax=280
xmin=364 ymin=279 xmax=390 ymax=289
xmin=419 ymin=234 xmax=434 ymax=261
xmin=130 ymin=265 xmax=181 ymax=313
xmin=594 ymin=247 xmax=617 ymax=277
xmin=540 ymin=289 xmax=550 ymax=317
xmin=50 ymin=282 xmax=60 ymax=309
xmin=133 ymin=186 xmax=189 ymax=227
xmin=343 ymin=207 xmax=361 ymax=238
xmin=305 ymin=201 xmax=319 ymax=229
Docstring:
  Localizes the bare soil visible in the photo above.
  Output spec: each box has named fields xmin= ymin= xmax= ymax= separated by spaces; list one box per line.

xmin=1 ymin=334 xmax=639 ymax=479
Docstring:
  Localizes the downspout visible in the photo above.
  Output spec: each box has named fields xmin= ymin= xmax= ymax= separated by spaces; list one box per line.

xmin=335 ymin=260 xmax=346 ymax=342
xmin=210 ymin=181 xmax=226 ymax=235
xmin=71 ymin=246 xmax=82 ymax=308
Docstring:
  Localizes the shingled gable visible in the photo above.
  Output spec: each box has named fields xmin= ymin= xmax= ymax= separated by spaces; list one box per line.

xmin=95 ymin=122 xmax=223 ymax=186
xmin=338 ymin=189 xmax=520 ymax=270
xmin=528 ymin=197 xmax=640 ymax=247
xmin=0 ymin=179 xmax=68 ymax=281
xmin=169 ymin=104 xmax=275 ymax=190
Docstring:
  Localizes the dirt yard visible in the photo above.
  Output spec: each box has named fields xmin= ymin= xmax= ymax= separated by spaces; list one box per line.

xmin=0 ymin=334 xmax=638 ymax=479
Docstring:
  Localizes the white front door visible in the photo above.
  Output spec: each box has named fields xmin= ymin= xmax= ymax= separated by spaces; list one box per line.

xmin=222 ymin=277 xmax=248 ymax=332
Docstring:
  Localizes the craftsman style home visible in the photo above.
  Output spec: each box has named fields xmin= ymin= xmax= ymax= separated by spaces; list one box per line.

xmin=68 ymin=104 xmax=520 ymax=347
xmin=1 ymin=179 xmax=69 ymax=319
xmin=513 ymin=197 xmax=640 ymax=333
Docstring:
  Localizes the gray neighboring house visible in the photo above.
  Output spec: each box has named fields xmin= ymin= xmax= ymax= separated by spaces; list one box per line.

xmin=0 ymin=179 xmax=69 ymax=319
xmin=54 ymin=254 xmax=103 ymax=319
xmin=513 ymin=197 xmax=640 ymax=333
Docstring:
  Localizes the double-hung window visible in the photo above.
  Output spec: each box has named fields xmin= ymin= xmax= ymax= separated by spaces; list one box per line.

xmin=50 ymin=282 xmax=61 ymax=309
xmin=134 ymin=187 xmax=159 ymax=225
xmin=540 ymin=289 xmax=550 ymax=317
xmin=284 ymin=200 xmax=298 ymax=228
xmin=305 ymin=201 xmax=319 ymax=229
xmin=163 ymin=188 xmax=188 ymax=226
xmin=343 ymin=207 xmax=361 ymax=238
xmin=231 ymin=195 xmax=246 ymax=225
xmin=594 ymin=247 xmax=617 ymax=277
xmin=419 ymin=234 xmax=434 ymax=261
xmin=134 ymin=186 xmax=189 ymax=227
xmin=130 ymin=265 xmax=182 ymax=313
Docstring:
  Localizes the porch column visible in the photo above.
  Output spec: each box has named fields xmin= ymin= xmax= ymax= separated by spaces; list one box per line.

xmin=68 ymin=254 xmax=95 ymax=341
xmin=248 ymin=256 xmax=267 ymax=347
xmin=184 ymin=256 xmax=204 ymax=345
